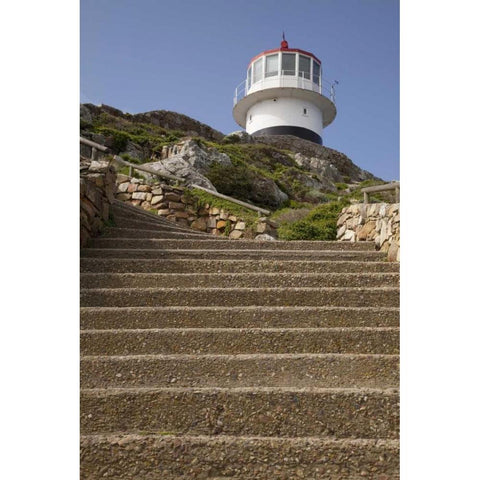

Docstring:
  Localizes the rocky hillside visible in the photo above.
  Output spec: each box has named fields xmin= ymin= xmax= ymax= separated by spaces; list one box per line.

xmin=80 ymin=103 xmax=381 ymax=210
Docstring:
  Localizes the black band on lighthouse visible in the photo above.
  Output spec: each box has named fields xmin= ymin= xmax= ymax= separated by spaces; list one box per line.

xmin=251 ymin=126 xmax=322 ymax=144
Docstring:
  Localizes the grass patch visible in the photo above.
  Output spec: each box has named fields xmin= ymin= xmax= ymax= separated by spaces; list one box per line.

xmin=88 ymin=124 xmax=185 ymax=157
xmin=277 ymin=201 xmax=346 ymax=241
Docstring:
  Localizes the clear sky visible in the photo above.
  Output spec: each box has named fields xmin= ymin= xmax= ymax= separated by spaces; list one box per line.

xmin=81 ymin=0 xmax=399 ymax=181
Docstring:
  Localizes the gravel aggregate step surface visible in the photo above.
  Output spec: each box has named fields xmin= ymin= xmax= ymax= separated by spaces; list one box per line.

xmin=80 ymin=386 xmax=399 ymax=438
xmin=80 ymin=200 xmax=400 ymax=478
xmin=91 ymin=237 xmax=377 ymax=251
xmin=80 ymin=286 xmax=400 ymax=308
xmin=80 ymin=306 xmax=400 ymax=329
xmin=80 ymin=258 xmax=399 ymax=273
xmin=81 ymin=353 xmax=399 ymax=389
xmin=80 ymin=272 xmax=399 ymax=289
xmin=81 ymin=327 xmax=399 ymax=355
xmin=80 ymin=434 xmax=399 ymax=479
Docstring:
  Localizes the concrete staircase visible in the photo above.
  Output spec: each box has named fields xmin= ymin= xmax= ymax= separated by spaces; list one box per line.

xmin=80 ymin=200 xmax=399 ymax=479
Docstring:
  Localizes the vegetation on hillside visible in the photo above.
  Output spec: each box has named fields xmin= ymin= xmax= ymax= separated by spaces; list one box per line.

xmin=81 ymin=104 xmax=393 ymax=240
xmin=275 ymin=201 xmax=346 ymax=241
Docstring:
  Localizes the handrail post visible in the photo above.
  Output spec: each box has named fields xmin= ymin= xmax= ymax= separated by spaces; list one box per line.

xmin=395 ymin=186 xmax=400 ymax=203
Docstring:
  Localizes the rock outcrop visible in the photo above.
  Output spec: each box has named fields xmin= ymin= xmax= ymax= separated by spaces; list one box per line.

xmin=80 ymin=103 xmax=381 ymax=209
xmin=144 ymin=139 xmax=231 ymax=190
xmin=253 ymin=134 xmax=378 ymax=184
xmin=81 ymin=103 xmax=224 ymax=142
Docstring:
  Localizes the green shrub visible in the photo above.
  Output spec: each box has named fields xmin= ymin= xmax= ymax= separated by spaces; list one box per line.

xmin=278 ymin=218 xmax=337 ymax=241
xmin=271 ymin=207 xmax=312 ymax=224
xmin=120 ymin=153 xmax=141 ymax=164
xmin=222 ymin=134 xmax=241 ymax=144
xmin=277 ymin=201 xmax=345 ymax=241
xmin=111 ymin=130 xmax=129 ymax=153
xmin=206 ymin=163 xmax=258 ymax=203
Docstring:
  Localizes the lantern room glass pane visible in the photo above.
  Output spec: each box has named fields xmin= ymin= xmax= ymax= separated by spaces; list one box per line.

xmin=247 ymin=66 xmax=252 ymax=89
xmin=253 ymin=59 xmax=263 ymax=83
xmin=299 ymin=55 xmax=311 ymax=80
xmin=265 ymin=54 xmax=279 ymax=77
xmin=281 ymin=53 xmax=296 ymax=75
xmin=313 ymin=62 xmax=320 ymax=85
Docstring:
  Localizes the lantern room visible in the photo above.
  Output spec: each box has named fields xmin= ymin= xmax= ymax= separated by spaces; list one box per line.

xmin=233 ymin=36 xmax=336 ymax=145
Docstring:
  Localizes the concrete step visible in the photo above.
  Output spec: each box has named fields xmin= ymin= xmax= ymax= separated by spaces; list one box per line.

xmin=80 ymin=287 xmax=400 ymax=308
xmin=80 ymin=386 xmax=399 ymax=438
xmin=80 ymin=258 xmax=399 ymax=273
xmin=80 ymin=306 xmax=399 ymax=329
xmin=111 ymin=200 xmax=176 ymax=220
xmin=112 ymin=215 xmax=202 ymax=233
xmin=80 ymin=434 xmax=400 ymax=479
xmin=91 ymin=237 xmax=377 ymax=251
xmin=80 ymin=272 xmax=399 ymax=289
xmin=101 ymin=226 xmax=214 ymax=239
xmin=111 ymin=203 xmax=210 ymax=234
xmin=80 ymin=248 xmax=387 ymax=261
xmin=80 ymin=327 xmax=399 ymax=355
xmin=112 ymin=200 xmax=179 ymax=220
xmin=81 ymin=353 xmax=399 ymax=389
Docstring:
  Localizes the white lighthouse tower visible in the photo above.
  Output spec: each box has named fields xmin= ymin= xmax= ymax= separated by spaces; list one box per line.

xmin=233 ymin=36 xmax=336 ymax=145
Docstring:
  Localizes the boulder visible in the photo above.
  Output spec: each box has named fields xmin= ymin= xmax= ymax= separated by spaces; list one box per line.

xmin=234 ymin=222 xmax=246 ymax=231
xmin=151 ymin=195 xmax=163 ymax=205
xmin=254 ymin=234 xmax=276 ymax=242
xmin=191 ymin=218 xmax=207 ymax=231
xmin=249 ymin=176 xmax=288 ymax=208
xmin=131 ymin=192 xmax=147 ymax=201
xmin=229 ymin=230 xmax=243 ymax=240
xmin=387 ymin=241 xmax=399 ymax=262
xmin=357 ymin=221 xmax=376 ymax=241
xmin=142 ymin=139 xmax=232 ymax=190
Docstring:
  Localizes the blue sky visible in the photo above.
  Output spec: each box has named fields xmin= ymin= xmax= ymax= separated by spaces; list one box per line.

xmin=81 ymin=0 xmax=399 ymax=181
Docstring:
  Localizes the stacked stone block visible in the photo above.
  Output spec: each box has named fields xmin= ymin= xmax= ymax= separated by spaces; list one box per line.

xmin=114 ymin=175 xmax=277 ymax=240
xmin=337 ymin=203 xmax=400 ymax=262
xmin=80 ymin=158 xmax=117 ymax=247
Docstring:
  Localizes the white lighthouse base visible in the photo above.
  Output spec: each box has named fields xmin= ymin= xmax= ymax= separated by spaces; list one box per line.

xmin=233 ymin=86 xmax=336 ymax=145
xmin=245 ymin=96 xmax=324 ymax=143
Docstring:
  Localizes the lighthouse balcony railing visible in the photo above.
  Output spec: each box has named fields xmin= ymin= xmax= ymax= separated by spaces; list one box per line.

xmin=234 ymin=73 xmax=335 ymax=105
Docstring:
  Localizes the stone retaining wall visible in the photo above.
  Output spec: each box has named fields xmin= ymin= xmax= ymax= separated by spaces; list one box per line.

xmin=80 ymin=158 xmax=116 ymax=247
xmin=115 ymin=175 xmax=277 ymax=240
xmin=337 ymin=203 xmax=400 ymax=262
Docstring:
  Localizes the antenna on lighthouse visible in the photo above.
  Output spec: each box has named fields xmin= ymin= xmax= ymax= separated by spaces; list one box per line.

xmin=281 ymin=32 xmax=288 ymax=49
xmin=330 ymin=80 xmax=339 ymax=103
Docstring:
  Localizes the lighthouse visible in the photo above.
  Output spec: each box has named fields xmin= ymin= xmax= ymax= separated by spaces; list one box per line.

xmin=233 ymin=36 xmax=336 ymax=145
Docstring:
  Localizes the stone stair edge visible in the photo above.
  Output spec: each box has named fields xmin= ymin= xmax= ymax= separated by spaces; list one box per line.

xmin=81 ymin=352 xmax=400 ymax=360
xmin=80 ymin=286 xmax=400 ymax=292
xmin=80 ymin=327 xmax=400 ymax=334
xmin=81 ymin=385 xmax=399 ymax=395
xmin=81 ymin=432 xmax=400 ymax=445
xmin=79 ymin=305 xmax=400 ymax=311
